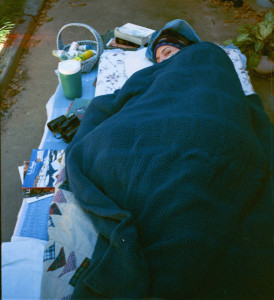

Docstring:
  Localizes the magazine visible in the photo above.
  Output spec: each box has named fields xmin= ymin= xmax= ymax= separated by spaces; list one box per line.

xmin=19 ymin=161 xmax=55 ymax=199
xmin=22 ymin=149 xmax=65 ymax=190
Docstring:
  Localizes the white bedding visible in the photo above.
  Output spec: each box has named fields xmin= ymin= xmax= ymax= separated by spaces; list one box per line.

xmin=95 ymin=46 xmax=254 ymax=97
xmin=94 ymin=49 xmax=128 ymax=97
xmin=2 ymin=237 xmax=47 ymax=299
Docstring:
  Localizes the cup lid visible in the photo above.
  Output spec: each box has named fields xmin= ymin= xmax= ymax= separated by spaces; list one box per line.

xmin=58 ymin=60 xmax=81 ymax=75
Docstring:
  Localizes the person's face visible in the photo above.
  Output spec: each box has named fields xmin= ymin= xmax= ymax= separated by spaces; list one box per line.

xmin=155 ymin=45 xmax=180 ymax=63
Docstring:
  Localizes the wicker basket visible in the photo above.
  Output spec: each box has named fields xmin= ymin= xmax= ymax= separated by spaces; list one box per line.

xmin=57 ymin=23 xmax=104 ymax=73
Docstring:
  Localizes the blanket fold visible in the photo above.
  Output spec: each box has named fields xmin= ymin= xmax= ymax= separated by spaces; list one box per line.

xmin=66 ymin=42 xmax=273 ymax=299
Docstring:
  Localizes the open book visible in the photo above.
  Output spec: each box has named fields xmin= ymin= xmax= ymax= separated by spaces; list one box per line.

xmin=114 ymin=23 xmax=155 ymax=46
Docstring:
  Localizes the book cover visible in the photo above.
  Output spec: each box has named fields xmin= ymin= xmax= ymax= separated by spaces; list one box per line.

xmin=114 ymin=23 xmax=155 ymax=46
xmin=107 ymin=37 xmax=139 ymax=50
xmin=18 ymin=161 xmax=29 ymax=184
xmin=22 ymin=149 xmax=65 ymax=190
xmin=66 ymin=98 xmax=92 ymax=120
xmin=23 ymin=188 xmax=55 ymax=201
xmin=115 ymin=37 xmax=140 ymax=48
xmin=19 ymin=161 xmax=55 ymax=199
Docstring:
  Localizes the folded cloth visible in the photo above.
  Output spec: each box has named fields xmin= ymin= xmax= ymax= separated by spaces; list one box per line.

xmin=65 ymin=42 xmax=273 ymax=299
xmin=2 ymin=237 xmax=47 ymax=299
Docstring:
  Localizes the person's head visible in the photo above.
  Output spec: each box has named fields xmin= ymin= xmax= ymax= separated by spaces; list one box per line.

xmin=153 ymin=29 xmax=194 ymax=63
xmin=145 ymin=19 xmax=201 ymax=63
xmin=155 ymin=45 xmax=181 ymax=63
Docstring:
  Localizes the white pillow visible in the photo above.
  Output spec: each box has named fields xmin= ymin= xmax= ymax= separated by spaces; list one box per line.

xmin=125 ymin=47 xmax=153 ymax=78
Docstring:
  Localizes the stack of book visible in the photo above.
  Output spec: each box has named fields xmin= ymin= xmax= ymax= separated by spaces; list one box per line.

xmin=107 ymin=23 xmax=155 ymax=50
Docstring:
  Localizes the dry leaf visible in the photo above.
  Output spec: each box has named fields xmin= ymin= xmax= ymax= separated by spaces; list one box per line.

xmin=70 ymin=2 xmax=87 ymax=7
xmin=29 ymin=39 xmax=41 ymax=47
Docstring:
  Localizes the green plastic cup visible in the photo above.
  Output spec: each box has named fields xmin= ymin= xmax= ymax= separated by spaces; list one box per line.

xmin=58 ymin=60 xmax=82 ymax=100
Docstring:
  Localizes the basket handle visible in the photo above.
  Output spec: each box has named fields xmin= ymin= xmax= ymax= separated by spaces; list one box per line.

xmin=57 ymin=23 xmax=104 ymax=56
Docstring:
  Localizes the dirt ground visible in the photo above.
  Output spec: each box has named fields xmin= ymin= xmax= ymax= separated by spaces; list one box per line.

xmin=1 ymin=0 xmax=273 ymax=242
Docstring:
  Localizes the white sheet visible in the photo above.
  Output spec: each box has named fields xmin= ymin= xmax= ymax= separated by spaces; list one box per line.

xmin=2 ymin=237 xmax=47 ymax=299
xmin=95 ymin=49 xmax=128 ymax=97
xmin=95 ymin=46 xmax=254 ymax=97
xmin=124 ymin=47 xmax=153 ymax=78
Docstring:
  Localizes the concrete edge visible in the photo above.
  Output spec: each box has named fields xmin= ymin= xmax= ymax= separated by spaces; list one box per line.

xmin=0 ymin=0 xmax=47 ymax=101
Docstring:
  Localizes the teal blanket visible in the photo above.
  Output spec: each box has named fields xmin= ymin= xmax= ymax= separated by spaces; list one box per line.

xmin=66 ymin=42 xmax=273 ymax=298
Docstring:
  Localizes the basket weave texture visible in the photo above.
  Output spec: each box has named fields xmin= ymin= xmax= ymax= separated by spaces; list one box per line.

xmin=57 ymin=23 xmax=104 ymax=73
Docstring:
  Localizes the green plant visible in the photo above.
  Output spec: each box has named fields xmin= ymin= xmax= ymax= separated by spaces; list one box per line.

xmin=224 ymin=10 xmax=274 ymax=69
xmin=0 ymin=17 xmax=15 ymax=44
xmin=0 ymin=0 xmax=27 ymax=45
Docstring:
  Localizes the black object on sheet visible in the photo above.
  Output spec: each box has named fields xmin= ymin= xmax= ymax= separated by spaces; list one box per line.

xmin=47 ymin=114 xmax=80 ymax=143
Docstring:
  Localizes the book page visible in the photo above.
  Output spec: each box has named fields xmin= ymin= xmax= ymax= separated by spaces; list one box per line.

xmin=117 ymin=23 xmax=155 ymax=37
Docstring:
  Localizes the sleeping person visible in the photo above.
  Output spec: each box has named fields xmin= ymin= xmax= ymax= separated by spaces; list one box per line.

xmin=146 ymin=19 xmax=201 ymax=63
xmin=65 ymin=20 xmax=273 ymax=299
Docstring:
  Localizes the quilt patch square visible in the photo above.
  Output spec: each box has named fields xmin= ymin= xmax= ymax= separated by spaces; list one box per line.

xmin=53 ymin=189 xmax=67 ymax=204
xmin=69 ymin=257 xmax=91 ymax=287
xmin=43 ymin=242 xmax=55 ymax=262
xmin=48 ymin=215 xmax=55 ymax=227
xmin=49 ymin=203 xmax=62 ymax=216
xmin=59 ymin=251 xmax=77 ymax=278
xmin=48 ymin=246 xmax=66 ymax=271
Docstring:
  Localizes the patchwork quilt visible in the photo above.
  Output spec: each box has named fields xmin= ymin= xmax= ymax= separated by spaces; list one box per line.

xmin=40 ymin=156 xmax=98 ymax=299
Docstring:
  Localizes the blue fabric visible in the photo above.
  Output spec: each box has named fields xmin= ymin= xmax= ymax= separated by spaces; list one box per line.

xmin=146 ymin=19 xmax=201 ymax=62
xmin=15 ymin=196 xmax=53 ymax=241
xmin=66 ymin=42 xmax=273 ymax=299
